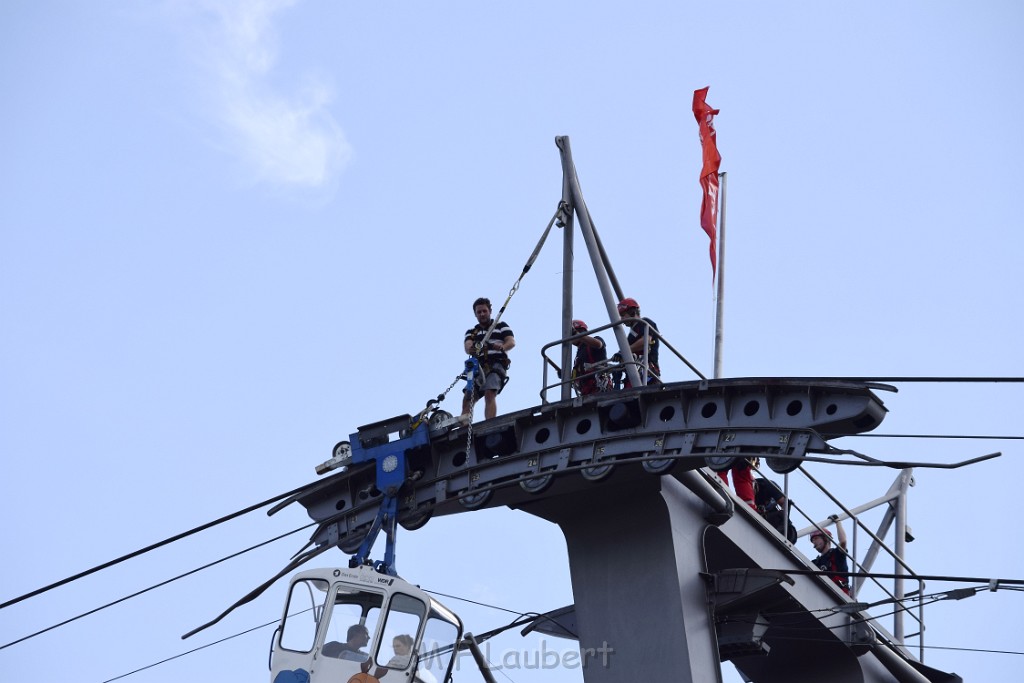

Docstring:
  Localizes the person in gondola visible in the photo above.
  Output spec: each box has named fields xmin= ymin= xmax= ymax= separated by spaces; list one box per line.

xmin=383 ymin=634 xmax=436 ymax=683
xmin=323 ymin=623 xmax=371 ymax=661
xmin=461 ymin=297 xmax=515 ymax=420
xmin=387 ymin=634 xmax=415 ymax=669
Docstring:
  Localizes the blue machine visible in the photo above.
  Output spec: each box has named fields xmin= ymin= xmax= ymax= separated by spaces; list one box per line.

xmin=345 ymin=414 xmax=431 ymax=575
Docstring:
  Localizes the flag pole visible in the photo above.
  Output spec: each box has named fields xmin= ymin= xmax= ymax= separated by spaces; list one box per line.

xmin=713 ymin=171 xmax=726 ymax=379
xmin=692 ymin=86 xmax=722 ymax=378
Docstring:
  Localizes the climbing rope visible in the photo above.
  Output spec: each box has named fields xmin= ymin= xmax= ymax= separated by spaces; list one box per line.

xmin=409 ymin=200 xmax=567 ymax=463
xmin=473 ymin=201 xmax=566 ymax=352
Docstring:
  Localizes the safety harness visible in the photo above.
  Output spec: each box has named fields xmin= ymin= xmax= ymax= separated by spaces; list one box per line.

xmin=817 ymin=549 xmax=851 ymax=594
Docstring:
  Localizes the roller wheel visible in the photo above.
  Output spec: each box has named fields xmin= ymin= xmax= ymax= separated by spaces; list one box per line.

xmin=399 ymin=507 xmax=433 ymax=531
xmin=766 ymin=454 xmax=801 ymax=475
xmin=340 ymin=533 xmax=365 ymax=554
xmin=580 ymin=462 xmax=615 ymax=482
xmin=705 ymin=455 xmax=737 ymax=472
xmin=643 ymin=455 xmax=677 ymax=475
xmin=429 ymin=410 xmax=453 ymax=431
xmin=519 ymin=473 xmax=554 ymax=494
xmin=458 ymin=489 xmax=493 ymax=510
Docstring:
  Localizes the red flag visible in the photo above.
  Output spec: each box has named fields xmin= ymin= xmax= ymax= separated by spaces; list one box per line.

xmin=692 ymin=87 xmax=721 ymax=278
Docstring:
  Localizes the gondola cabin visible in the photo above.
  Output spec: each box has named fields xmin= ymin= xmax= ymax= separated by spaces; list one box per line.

xmin=271 ymin=565 xmax=463 ymax=683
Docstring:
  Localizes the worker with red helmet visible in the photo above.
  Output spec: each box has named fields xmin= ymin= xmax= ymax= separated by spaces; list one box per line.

xmin=615 ymin=297 xmax=660 ymax=386
xmin=569 ymin=319 xmax=611 ymax=396
xmin=810 ymin=515 xmax=851 ymax=595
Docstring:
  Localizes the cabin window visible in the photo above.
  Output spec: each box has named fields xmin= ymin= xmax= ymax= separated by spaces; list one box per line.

xmin=418 ymin=611 xmax=461 ymax=681
xmin=374 ymin=592 xmax=427 ymax=670
xmin=320 ymin=588 xmax=384 ymax=662
xmin=279 ymin=578 xmax=330 ymax=653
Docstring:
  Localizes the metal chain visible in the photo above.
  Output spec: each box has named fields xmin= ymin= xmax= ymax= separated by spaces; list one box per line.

xmin=438 ymin=372 xmax=465 ymax=403
xmin=410 ymin=372 xmax=468 ymax=431
xmin=465 ymin=401 xmax=475 ymax=458
xmin=462 ymin=358 xmax=479 ymax=458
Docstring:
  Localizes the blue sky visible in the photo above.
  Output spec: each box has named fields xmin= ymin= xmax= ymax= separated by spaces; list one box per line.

xmin=2 ymin=1 xmax=1022 ymax=682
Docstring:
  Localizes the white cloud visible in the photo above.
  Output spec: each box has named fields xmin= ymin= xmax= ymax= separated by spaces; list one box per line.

xmin=176 ymin=0 xmax=352 ymax=189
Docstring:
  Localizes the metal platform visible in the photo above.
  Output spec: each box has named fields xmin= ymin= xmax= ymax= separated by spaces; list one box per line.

xmin=269 ymin=374 xmax=964 ymax=682
xmin=265 ymin=135 xmax=966 ymax=682
xmin=276 ymin=378 xmax=888 ymax=553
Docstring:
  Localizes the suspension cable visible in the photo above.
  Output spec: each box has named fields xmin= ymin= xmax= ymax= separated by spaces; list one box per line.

xmin=0 ymin=482 xmax=317 ymax=611
xmin=98 ymin=617 xmax=280 ymax=683
xmin=93 ymin=568 xmax=1023 ymax=682
xmin=0 ymin=522 xmax=314 ymax=651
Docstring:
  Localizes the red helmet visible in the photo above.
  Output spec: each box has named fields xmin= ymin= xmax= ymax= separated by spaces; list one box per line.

xmin=571 ymin=319 xmax=588 ymax=333
xmin=617 ymin=297 xmax=640 ymax=315
xmin=810 ymin=528 xmax=833 ymax=540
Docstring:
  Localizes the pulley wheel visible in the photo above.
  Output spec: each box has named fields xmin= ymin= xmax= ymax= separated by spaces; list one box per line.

xmin=643 ymin=455 xmax=677 ymax=475
xmin=580 ymin=462 xmax=615 ymax=482
xmin=428 ymin=410 xmax=453 ymax=431
xmin=519 ymin=473 xmax=554 ymax=494
xmin=399 ymin=507 xmax=433 ymax=531
xmin=458 ymin=489 xmax=493 ymax=510
xmin=340 ymin=533 xmax=365 ymax=555
xmin=705 ymin=454 xmax=737 ymax=472
xmin=332 ymin=440 xmax=352 ymax=460
xmin=766 ymin=454 xmax=801 ymax=475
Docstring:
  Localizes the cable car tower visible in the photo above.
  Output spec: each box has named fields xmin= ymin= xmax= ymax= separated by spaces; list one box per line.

xmin=190 ymin=137 xmax=993 ymax=683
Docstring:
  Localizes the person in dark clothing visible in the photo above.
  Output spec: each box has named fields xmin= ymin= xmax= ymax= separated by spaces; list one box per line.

xmin=754 ymin=477 xmax=797 ymax=542
xmin=810 ymin=517 xmax=851 ymax=595
xmin=615 ymin=297 xmax=661 ymax=386
xmin=569 ymin=319 xmax=611 ymax=396
xmin=323 ymin=623 xmax=371 ymax=661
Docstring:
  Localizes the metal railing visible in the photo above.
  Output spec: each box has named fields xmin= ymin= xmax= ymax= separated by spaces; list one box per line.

xmin=752 ymin=463 xmax=926 ymax=660
xmin=539 ymin=318 xmax=705 ymax=403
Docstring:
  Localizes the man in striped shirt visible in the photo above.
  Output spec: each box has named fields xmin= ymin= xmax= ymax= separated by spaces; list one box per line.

xmin=461 ymin=297 xmax=515 ymax=420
